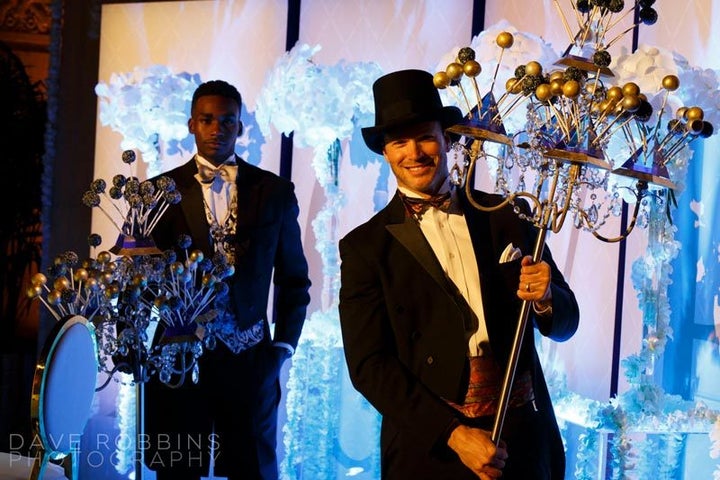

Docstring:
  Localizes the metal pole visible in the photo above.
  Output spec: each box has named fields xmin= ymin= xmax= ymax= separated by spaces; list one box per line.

xmin=136 ymin=380 xmax=144 ymax=480
xmin=491 ymin=224 xmax=548 ymax=444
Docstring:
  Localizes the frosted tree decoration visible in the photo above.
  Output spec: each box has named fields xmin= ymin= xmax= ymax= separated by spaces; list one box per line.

xmin=256 ymin=43 xmax=383 ymax=478
xmin=95 ymin=65 xmax=201 ymax=176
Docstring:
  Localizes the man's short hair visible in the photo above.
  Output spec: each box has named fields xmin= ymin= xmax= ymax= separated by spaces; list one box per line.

xmin=191 ymin=80 xmax=242 ymax=111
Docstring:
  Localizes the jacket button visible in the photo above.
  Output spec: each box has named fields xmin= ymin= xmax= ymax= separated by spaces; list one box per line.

xmin=426 ymin=356 xmax=434 ymax=365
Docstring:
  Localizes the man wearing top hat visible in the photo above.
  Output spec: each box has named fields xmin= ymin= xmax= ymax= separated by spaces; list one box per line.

xmin=338 ymin=69 xmax=579 ymax=479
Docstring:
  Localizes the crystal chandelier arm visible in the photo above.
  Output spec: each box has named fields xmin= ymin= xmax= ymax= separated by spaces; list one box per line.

xmin=588 ymin=191 xmax=644 ymax=243
xmin=573 ymin=181 xmax=648 ymax=243
xmin=550 ymin=163 xmax=580 ymax=233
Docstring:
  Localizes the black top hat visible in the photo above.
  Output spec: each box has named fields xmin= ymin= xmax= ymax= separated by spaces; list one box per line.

xmin=361 ymin=69 xmax=463 ymax=154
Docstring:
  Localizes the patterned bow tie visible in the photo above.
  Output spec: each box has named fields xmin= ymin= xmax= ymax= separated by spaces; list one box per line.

xmin=196 ymin=162 xmax=237 ymax=184
xmin=400 ymin=191 xmax=453 ymax=219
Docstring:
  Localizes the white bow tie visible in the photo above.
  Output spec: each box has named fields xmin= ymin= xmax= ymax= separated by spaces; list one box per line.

xmin=196 ymin=162 xmax=237 ymax=184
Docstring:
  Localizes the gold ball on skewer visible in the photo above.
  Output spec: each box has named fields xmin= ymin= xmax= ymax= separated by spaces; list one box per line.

xmin=433 ymin=71 xmax=451 ymax=89
xmin=201 ymin=273 xmax=217 ymax=288
xmin=622 ymin=95 xmax=641 ymax=112
xmin=525 ymin=61 xmax=543 ymax=77
xmin=97 ymin=251 xmax=112 ymax=264
xmin=550 ymin=79 xmax=565 ymax=96
xmin=74 ymin=268 xmax=89 ymax=282
xmin=676 ymin=106 xmax=688 ymax=120
xmin=446 ymin=62 xmax=464 ymax=81
xmin=535 ymin=83 xmax=553 ymax=102
xmin=598 ymin=99 xmax=614 ymax=115
xmin=662 ymin=75 xmax=680 ymax=91
xmin=562 ymin=80 xmax=581 ymax=98
xmin=132 ymin=274 xmax=148 ymax=288
xmin=31 ymin=272 xmax=47 ymax=286
xmin=686 ymin=106 xmax=704 ymax=121
xmin=463 ymin=60 xmax=482 ymax=77
xmin=26 ymin=285 xmax=42 ymax=299
xmin=85 ymin=277 xmax=99 ymax=291
xmin=622 ymin=82 xmax=640 ymax=97
xmin=506 ymin=77 xmax=522 ymax=94
xmin=549 ymin=70 xmax=564 ymax=82
xmin=170 ymin=261 xmax=185 ymax=275
xmin=189 ymin=250 xmax=204 ymax=263
xmin=101 ymin=271 xmax=113 ymax=285
xmin=53 ymin=277 xmax=70 ymax=291
xmin=496 ymin=31 xmax=514 ymax=49
xmin=606 ymin=86 xmax=623 ymax=102
xmin=47 ymin=290 xmax=62 ymax=305
xmin=104 ymin=284 xmax=119 ymax=300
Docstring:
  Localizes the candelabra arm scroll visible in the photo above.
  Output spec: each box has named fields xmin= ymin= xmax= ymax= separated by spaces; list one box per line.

xmin=461 ymin=139 xmax=542 ymax=214
xmin=587 ymin=181 xmax=648 ymax=243
xmin=491 ymin=210 xmax=549 ymax=445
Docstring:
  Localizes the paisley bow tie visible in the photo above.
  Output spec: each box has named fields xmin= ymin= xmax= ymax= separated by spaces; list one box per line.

xmin=196 ymin=162 xmax=237 ymax=184
xmin=400 ymin=191 xmax=453 ymax=219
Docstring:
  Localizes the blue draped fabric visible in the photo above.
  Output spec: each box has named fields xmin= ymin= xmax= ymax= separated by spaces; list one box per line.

xmin=664 ymin=140 xmax=720 ymax=474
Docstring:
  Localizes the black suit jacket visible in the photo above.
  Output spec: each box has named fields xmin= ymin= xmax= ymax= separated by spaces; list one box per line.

xmin=338 ymin=189 xmax=578 ymax=478
xmin=150 ymin=156 xmax=311 ymax=348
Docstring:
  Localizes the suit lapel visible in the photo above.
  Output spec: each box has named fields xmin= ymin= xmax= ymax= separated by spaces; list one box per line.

xmin=175 ymin=157 xmax=212 ymax=254
xmin=460 ymin=191 xmax=496 ymax=280
xmin=384 ymin=194 xmax=461 ymax=299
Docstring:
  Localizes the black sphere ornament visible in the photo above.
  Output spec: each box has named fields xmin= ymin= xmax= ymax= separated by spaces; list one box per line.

xmin=122 ymin=150 xmax=137 ymax=164
xmin=639 ymin=7 xmax=658 ymax=25
xmin=457 ymin=47 xmax=476 ymax=64
xmin=577 ymin=0 xmax=591 ymax=13
xmin=593 ymin=50 xmax=612 ymax=68
xmin=608 ymin=0 xmax=624 ymax=13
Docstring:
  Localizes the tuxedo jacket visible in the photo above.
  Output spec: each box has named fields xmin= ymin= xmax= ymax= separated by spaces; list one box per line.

xmin=150 ymin=156 xmax=311 ymax=350
xmin=338 ymin=188 xmax=579 ymax=477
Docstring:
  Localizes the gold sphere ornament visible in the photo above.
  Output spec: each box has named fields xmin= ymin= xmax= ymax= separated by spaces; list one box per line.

xmin=170 ymin=261 xmax=185 ymax=275
xmin=53 ymin=277 xmax=70 ymax=291
xmin=496 ymin=31 xmax=514 ymax=49
xmin=26 ymin=285 xmax=42 ymax=299
xmin=550 ymin=79 xmax=565 ymax=96
xmin=463 ymin=60 xmax=482 ymax=77
xmin=535 ymin=83 xmax=553 ymax=102
xmin=47 ymin=290 xmax=62 ymax=306
xmin=189 ymin=250 xmax=204 ymax=263
xmin=101 ymin=271 xmax=113 ymax=285
xmin=662 ymin=75 xmax=680 ymax=91
xmin=446 ymin=62 xmax=464 ymax=81
xmin=549 ymin=70 xmax=564 ymax=82
xmin=105 ymin=284 xmax=120 ymax=300
xmin=85 ymin=278 xmax=99 ymax=291
xmin=525 ymin=61 xmax=543 ymax=77
xmin=606 ymin=86 xmax=623 ymax=102
xmin=622 ymin=95 xmax=641 ymax=112
xmin=622 ymin=82 xmax=640 ymax=97
xmin=686 ymin=106 xmax=704 ymax=121
xmin=676 ymin=106 xmax=688 ymax=120
xmin=506 ymin=77 xmax=522 ymax=94
xmin=97 ymin=251 xmax=112 ymax=264
xmin=74 ymin=268 xmax=89 ymax=282
xmin=31 ymin=272 xmax=47 ymax=286
xmin=562 ymin=80 xmax=581 ymax=98
xmin=132 ymin=274 xmax=148 ymax=288
xmin=433 ymin=71 xmax=451 ymax=89
xmin=202 ymin=273 xmax=216 ymax=287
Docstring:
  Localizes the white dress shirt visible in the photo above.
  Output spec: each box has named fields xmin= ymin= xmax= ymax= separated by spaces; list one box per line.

xmin=398 ymin=184 xmax=490 ymax=356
